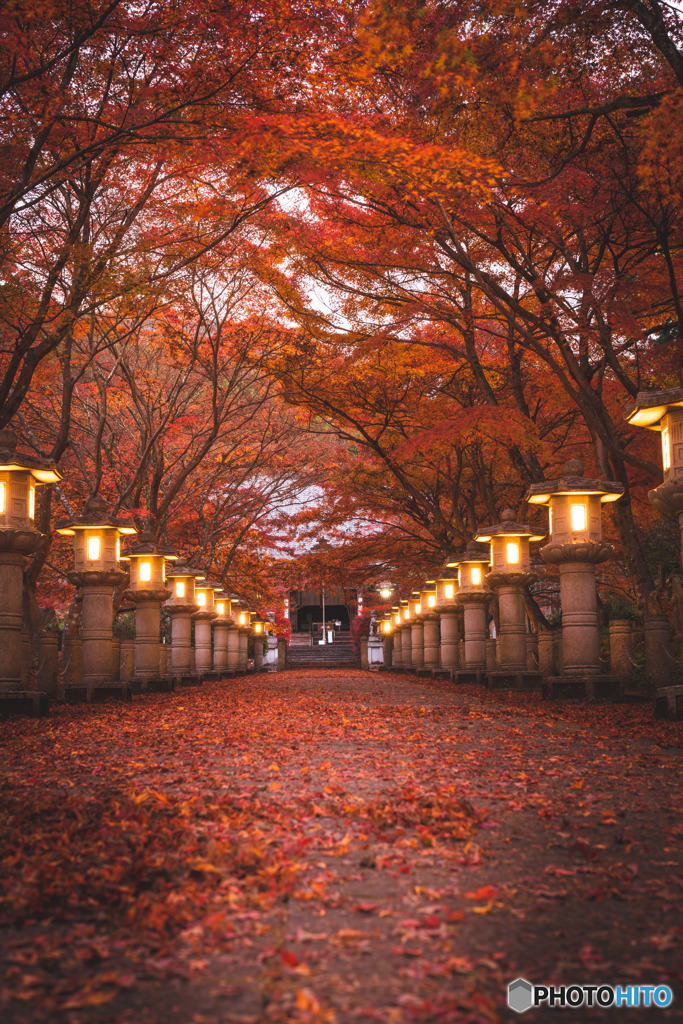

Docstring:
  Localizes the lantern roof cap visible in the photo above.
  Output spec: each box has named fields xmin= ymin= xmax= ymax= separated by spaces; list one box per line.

xmin=446 ymin=545 xmax=489 ymax=567
xmin=475 ymin=508 xmax=545 ymax=542
xmin=526 ymin=460 xmax=623 ymax=506
xmin=624 ymin=387 xmax=683 ymax=430
xmin=120 ymin=532 xmax=177 ymax=559
xmin=56 ymin=495 xmax=136 ymax=535
xmin=0 ymin=428 xmax=62 ymax=483
xmin=165 ymin=556 xmax=205 ymax=580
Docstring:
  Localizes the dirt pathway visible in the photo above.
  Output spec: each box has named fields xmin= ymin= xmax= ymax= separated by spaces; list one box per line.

xmin=0 ymin=670 xmax=681 ymax=1023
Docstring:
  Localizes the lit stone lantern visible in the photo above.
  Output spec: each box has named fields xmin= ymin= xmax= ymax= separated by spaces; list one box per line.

xmin=379 ymin=612 xmax=394 ymax=670
xmin=56 ymin=496 xmax=136 ymax=701
xmin=420 ymin=584 xmax=440 ymax=673
xmin=399 ymin=598 xmax=412 ymax=671
xmin=238 ymin=608 xmax=254 ymax=672
xmin=409 ymin=590 xmax=424 ymax=671
xmin=165 ymin=559 xmax=205 ymax=682
xmin=227 ymin=595 xmax=242 ymax=673
xmin=0 ymin=428 xmax=61 ymax=714
xmin=194 ymin=581 xmax=220 ymax=678
xmin=435 ymin=573 xmax=459 ymax=675
xmin=527 ymin=459 xmax=623 ymax=698
xmin=212 ymin=593 xmax=233 ymax=675
xmin=251 ymin=614 xmax=266 ymax=671
xmin=391 ymin=605 xmax=403 ymax=668
xmin=475 ymin=510 xmax=545 ymax=689
xmin=120 ymin=534 xmax=177 ymax=691
xmin=451 ymin=547 xmax=490 ymax=682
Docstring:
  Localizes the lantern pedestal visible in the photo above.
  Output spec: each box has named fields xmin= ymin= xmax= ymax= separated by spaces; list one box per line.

xmin=486 ymin=571 xmax=542 ymax=690
xmin=67 ymin=569 xmax=131 ymax=702
xmin=238 ymin=629 xmax=249 ymax=673
xmin=169 ymin=605 xmax=201 ymax=685
xmin=453 ymin=593 xmax=489 ymax=684
xmin=439 ymin=608 xmax=459 ymax=676
xmin=392 ymin=628 xmax=402 ymax=668
xmin=227 ymin=626 xmax=240 ymax=674
xmin=194 ymin=610 xmax=217 ymax=678
xmin=0 ymin=532 xmax=48 ymax=717
xmin=127 ymin=589 xmax=172 ymax=692
xmin=400 ymin=623 xmax=412 ymax=673
xmin=540 ymin=542 xmax=621 ymax=700
xmin=410 ymin=619 xmax=424 ymax=671
xmin=213 ymin=618 xmax=230 ymax=675
xmin=420 ymin=614 xmax=440 ymax=674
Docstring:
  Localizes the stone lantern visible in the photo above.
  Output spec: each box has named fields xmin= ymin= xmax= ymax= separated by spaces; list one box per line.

xmin=475 ymin=510 xmax=545 ymax=689
xmin=212 ymin=593 xmax=233 ymax=676
xmin=165 ymin=559 xmax=205 ymax=683
xmin=390 ymin=605 xmax=402 ymax=668
xmin=435 ymin=573 xmax=459 ymax=675
xmin=226 ymin=595 xmax=242 ymax=673
xmin=0 ymin=428 xmax=61 ymax=715
xmin=120 ymin=534 xmax=177 ymax=691
xmin=399 ymin=598 xmax=412 ymax=671
xmin=419 ymin=583 xmax=440 ymax=673
xmin=236 ymin=606 xmax=253 ymax=672
xmin=409 ymin=590 xmax=424 ymax=671
xmin=194 ymin=581 xmax=220 ymax=678
xmin=527 ymin=459 xmax=623 ymax=699
xmin=451 ymin=548 xmax=490 ymax=682
xmin=379 ymin=612 xmax=394 ymax=669
xmin=56 ymin=496 xmax=136 ymax=702
xmin=251 ymin=614 xmax=267 ymax=671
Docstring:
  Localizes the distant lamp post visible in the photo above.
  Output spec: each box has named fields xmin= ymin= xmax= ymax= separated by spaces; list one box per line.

xmin=165 ymin=559 xmax=205 ymax=683
xmin=435 ymin=572 xmax=459 ymax=676
xmin=56 ymin=495 xmax=136 ymax=702
xmin=194 ymin=581 xmax=220 ymax=678
xmin=120 ymin=533 xmax=177 ymax=690
xmin=0 ymin=428 xmax=61 ymax=715
xmin=450 ymin=548 xmax=490 ymax=682
xmin=475 ymin=510 xmax=544 ymax=689
xmin=527 ymin=459 xmax=623 ymax=698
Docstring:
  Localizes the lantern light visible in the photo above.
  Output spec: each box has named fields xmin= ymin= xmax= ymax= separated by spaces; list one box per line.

xmin=29 ymin=485 xmax=35 ymax=519
xmin=570 ymin=502 xmax=587 ymax=532
xmin=662 ymin=427 xmax=671 ymax=471
xmin=0 ymin=482 xmax=4 ymax=515
xmin=239 ymin=612 xmax=246 ymax=625
xmin=87 ymin=535 xmax=100 ymax=561
xmin=471 ymin=566 xmax=481 ymax=586
xmin=506 ymin=541 xmax=520 ymax=565
xmin=197 ymin=591 xmax=207 ymax=606
xmin=176 ymin=580 xmax=185 ymax=598
xmin=139 ymin=561 xmax=152 ymax=582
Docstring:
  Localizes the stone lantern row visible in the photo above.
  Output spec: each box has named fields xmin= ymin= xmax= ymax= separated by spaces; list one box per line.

xmin=0 ymin=433 xmax=270 ymax=713
xmin=379 ymin=461 xmax=628 ymax=699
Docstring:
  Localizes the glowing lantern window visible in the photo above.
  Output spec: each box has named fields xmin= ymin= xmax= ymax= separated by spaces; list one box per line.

xmin=162 ymin=561 xmax=166 ymax=582
xmin=216 ymin=601 xmax=225 ymax=615
xmin=140 ymin=561 xmax=152 ymax=582
xmin=403 ymin=608 xmax=410 ymax=620
xmin=87 ymin=536 xmax=100 ymax=561
xmin=549 ymin=507 xmax=553 ymax=534
xmin=383 ymin=620 xmax=391 ymax=633
xmin=506 ymin=542 xmax=520 ymax=565
xmin=255 ymin=623 xmax=262 ymax=633
xmin=428 ymin=594 xmax=436 ymax=607
xmin=662 ymin=427 xmax=671 ymax=471
xmin=471 ymin=566 xmax=482 ymax=586
xmin=29 ymin=485 xmax=35 ymax=519
xmin=445 ymin=583 xmax=454 ymax=599
xmin=394 ymin=613 xmax=401 ymax=625
xmin=175 ymin=580 xmax=186 ymax=598
xmin=570 ymin=503 xmax=587 ymax=532
xmin=116 ymin=537 xmax=120 ymax=561
xmin=239 ymin=613 xmax=246 ymax=625
xmin=415 ymin=602 xmax=421 ymax=615
xmin=197 ymin=591 xmax=207 ymax=606
xmin=0 ymin=481 xmax=5 ymax=514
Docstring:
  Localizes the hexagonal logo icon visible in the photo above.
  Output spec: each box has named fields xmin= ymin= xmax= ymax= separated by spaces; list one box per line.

xmin=508 ymin=978 xmax=534 ymax=1013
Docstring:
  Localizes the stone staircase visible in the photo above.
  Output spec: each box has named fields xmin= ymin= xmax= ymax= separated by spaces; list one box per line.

xmin=287 ymin=632 xmax=358 ymax=669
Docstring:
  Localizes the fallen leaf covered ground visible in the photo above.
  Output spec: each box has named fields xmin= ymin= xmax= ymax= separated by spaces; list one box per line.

xmin=0 ymin=669 xmax=681 ymax=1024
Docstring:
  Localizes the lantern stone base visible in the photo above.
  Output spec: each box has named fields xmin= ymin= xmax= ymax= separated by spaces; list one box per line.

xmin=486 ymin=670 xmax=543 ymax=691
xmin=131 ymin=676 xmax=175 ymax=694
xmin=452 ymin=669 xmax=486 ymax=685
xmin=0 ymin=691 xmax=49 ymax=719
xmin=541 ymin=674 xmax=622 ymax=701
xmin=176 ymin=674 xmax=202 ymax=687
xmin=655 ymin=686 xmax=683 ymax=720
